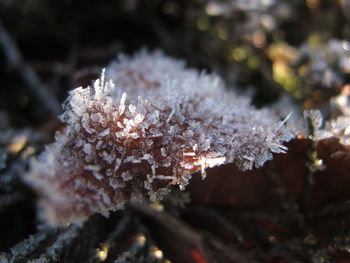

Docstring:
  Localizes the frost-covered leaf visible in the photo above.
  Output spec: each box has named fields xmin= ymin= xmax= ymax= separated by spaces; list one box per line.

xmin=25 ymin=50 xmax=295 ymax=225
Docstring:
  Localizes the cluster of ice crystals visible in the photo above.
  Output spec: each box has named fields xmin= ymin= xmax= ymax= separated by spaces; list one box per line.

xmin=26 ymin=50 xmax=295 ymax=225
xmin=320 ymin=116 xmax=350 ymax=145
xmin=315 ymin=89 xmax=350 ymax=145
xmin=272 ymin=96 xmax=308 ymax=137
xmin=307 ymin=112 xmax=350 ymax=146
xmin=297 ymin=39 xmax=350 ymax=88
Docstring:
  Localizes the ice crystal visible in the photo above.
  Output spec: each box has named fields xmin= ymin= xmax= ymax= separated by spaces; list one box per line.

xmin=26 ymin=50 xmax=295 ymax=225
xmin=272 ymin=96 xmax=308 ymax=137
xmin=303 ymin=88 xmax=350 ymax=146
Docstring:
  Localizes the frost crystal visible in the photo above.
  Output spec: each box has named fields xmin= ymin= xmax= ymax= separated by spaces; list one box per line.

xmin=26 ymin=50 xmax=295 ymax=225
xmin=315 ymin=89 xmax=350 ymax=145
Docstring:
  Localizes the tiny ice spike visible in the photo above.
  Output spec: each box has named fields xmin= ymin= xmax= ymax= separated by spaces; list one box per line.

xmin=26 ymin=50 xmax=294 ymax=225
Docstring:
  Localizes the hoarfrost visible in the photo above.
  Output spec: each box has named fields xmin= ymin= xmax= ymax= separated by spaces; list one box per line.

xmin=297 ymin=39 xmax=350 ymax=88
xmin=26 ymin=50 xmax=296 ymax=225
xmin=314 ymin=90 xmax=350 ymax=145
xmin=83 ymin=143 xmax=93 ymax=155
xmin=84 ymin=165 xmax=100 ymax=172
xmin=98 ymin=128 xmax=110 ymax=137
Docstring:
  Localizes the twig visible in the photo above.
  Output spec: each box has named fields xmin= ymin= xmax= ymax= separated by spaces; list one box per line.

xmin=131 ymin=203 xmax=205 ymax=251
xmin=132 ymin=203 xmax=257 ymax=263
xmin=188 ymin=206 xmax=256 ymax=245
xmin=2 ymin=228 xmax=54 ymax=261
xmin=0 ymin=22 xmax=61 ymax=115
xmin=34 ymin=226 xmax=79 ymax=262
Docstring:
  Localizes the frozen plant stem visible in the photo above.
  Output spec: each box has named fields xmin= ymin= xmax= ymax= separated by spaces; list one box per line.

xmin=26 ymin=50 xmax=296 ymax=225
